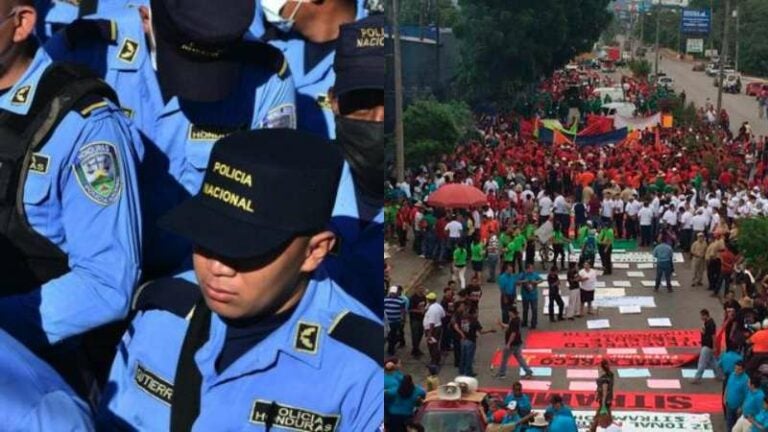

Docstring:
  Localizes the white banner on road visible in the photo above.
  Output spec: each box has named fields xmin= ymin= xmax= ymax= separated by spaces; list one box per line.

xmin=554 ymin=252 xmax=685 ymax=263
xmin=573 ymin=411 xmax=712 ymax=431
xmin=651 ymin=0 xmax=690 ymax=6
xmin=542 ymin=296 xmax=656 ymax=312
xmin=686 ymin=38 xmax=704 ymax=53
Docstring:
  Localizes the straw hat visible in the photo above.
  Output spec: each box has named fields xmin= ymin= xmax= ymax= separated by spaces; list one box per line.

xmin=530 ymin=413 xmax=549 ymax=427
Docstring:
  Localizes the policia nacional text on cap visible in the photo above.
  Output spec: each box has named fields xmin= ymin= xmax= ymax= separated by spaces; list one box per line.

xmin=98 ymin=129 xmax=383 ymax=431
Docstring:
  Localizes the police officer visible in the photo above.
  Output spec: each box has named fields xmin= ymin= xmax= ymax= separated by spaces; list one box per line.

xmin=0 ymin=0 xmax=142 ymax=360
xmin=45 ymin=0 xmax=296 ymax=277
xmin=98 ymin=129 xmax=382 ymax=431
xmin=0 ymin=328 xmax=95 ymax=430
xmin=322 ymin=14 xmax=384 ymax=315
xmin=258 ymin=0 xmax=369 ymax=138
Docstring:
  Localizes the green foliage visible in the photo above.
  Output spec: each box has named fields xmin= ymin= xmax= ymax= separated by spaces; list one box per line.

xmin=675 ymin=101 xmax=699 ymax=128
xmin=629 ymin=59 xmax=652 ymax=79
xmin=455 ymin=0 xmax=612 ymax=103
xmin=399 ymin=0 xmax=460 ymax=28
xmin=403 ymin=98 xmax=474 ymax=165
xmin=736 ymin=217 xmax=768 ymax=273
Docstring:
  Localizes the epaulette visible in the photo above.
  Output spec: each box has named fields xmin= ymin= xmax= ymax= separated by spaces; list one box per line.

xmin=328 ymin=311 xmax=383 ymax=365
xmin=237 ymin=41 xmax=290 ymax=80
xmin=132 ymin=277 xmax=201 ymax=318
xmin=73 ymin=92 xmax=110 ymax=117
xmin=64 ymin=18 xmax=118 ymax=49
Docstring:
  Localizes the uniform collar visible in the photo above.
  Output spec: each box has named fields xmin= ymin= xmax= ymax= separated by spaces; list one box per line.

xmin=0 ymin=46 xmax=50 ymax=116
xmin=196 ymin=270 xmax=339 ymax=385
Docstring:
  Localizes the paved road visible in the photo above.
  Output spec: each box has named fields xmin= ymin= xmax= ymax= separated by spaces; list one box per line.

xmin=641 ymin=49 xmax=768 ymax=137
xmin=390 ymin=241 xmax=728 ymax=431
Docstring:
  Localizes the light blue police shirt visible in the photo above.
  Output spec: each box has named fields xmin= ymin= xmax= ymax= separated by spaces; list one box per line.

xmin=0 ymin=328 xmax=95 ymax=431
xmin=0 ymin=47 xmax=143 ymax=349
xmin=98 ymin=270 xmax=383 ymax=431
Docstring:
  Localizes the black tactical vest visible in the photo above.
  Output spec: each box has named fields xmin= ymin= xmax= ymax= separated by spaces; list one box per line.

xmin=0 ymin=63 xmax=117 ymax=296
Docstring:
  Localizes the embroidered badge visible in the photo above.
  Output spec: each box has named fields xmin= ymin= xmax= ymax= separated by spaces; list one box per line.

xmin=259 ymin=104 xmax=296 ymax=129
xmin=11 ymin=85 xmax=31 ymax=105
xmin=294 ymin=322 xmax=320 ymax=354
xmin=29 ymin=153 xmax=50 ymax=174
xmin=73 ymin=142 xmax=122 ymax=205
xmin=134 ymin=363 xmax=174 ymax=405
xmin=118 ymin=37 xmax=139 ymax=63
xmin=250 ymin=400 xmax=339 ymax=432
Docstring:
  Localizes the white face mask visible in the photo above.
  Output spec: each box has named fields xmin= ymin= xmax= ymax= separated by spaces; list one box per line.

xmin=261 ymin=0 xmax=306 ymax=33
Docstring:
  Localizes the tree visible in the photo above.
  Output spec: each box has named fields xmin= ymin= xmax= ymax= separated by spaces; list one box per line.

xmin=403 ymin=98 xmax=474 ymax=166
xmin=454 ymin=0 xmax=612 ymax=104
xmin=399 ymin=0 xmax=460 ymax=28
xmin=629 ymin=59 xmax=652 ymax=79
xmin=736 ymin=217 xmax=768 ymax=274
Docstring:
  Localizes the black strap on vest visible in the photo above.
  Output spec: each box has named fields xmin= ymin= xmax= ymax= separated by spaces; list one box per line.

xmin=78 ymin=0 xmax=99 ymax=17
xmin=329 ymin=312 xmax=383 ymax=365
xmin=170 ymin=299 xmax=211 ymax=432
xmin=0 ymin=62 xmax=118 ymax=296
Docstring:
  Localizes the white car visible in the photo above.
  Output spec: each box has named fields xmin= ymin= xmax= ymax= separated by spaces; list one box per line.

xmin=657 ymin=76 xmax=674 ymax=90
xmin=601 ymin=102 xmax=637 ymax=118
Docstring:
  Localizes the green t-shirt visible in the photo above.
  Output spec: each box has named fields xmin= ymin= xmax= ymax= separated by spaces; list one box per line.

xmin=577 ymin=226 xmax=589 ymax=242
xmin=453 ymin=248 xmax=468 ymax=266
xmin=384 ymin=204 xmax=398 ymax=223
xmin=471 ymin=242 xmax=485 ymax=262
xmin=422 ymin=214 xmax=436 ymax=229
xmin=598 ymin=228 xmax=614 ymax=245
xmin=552 ymin=230 xmax=565 ymax=244
xmin=524 ymin=224 xmax=536 ymax=240
xmin=500 ymin=233 xmax=513 ymax=248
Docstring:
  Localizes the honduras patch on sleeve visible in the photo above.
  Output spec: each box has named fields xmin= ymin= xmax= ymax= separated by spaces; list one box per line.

xmin=73 ymin=141 xmax=122 ymax=205
xmin=259 ymin=104 xmax=296 ymax=129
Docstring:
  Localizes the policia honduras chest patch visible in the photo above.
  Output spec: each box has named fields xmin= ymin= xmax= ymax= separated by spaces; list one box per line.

xmin=73 ymin=141 xmax=122 ymax=205
xmin=250 ymin=400 xmax=339 ymax=432
xmin=134 ymin=363 xmax=174 ymax=405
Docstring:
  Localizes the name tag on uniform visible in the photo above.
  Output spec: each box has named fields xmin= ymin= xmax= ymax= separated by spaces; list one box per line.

xmin=188 ymin=124 xmax=243 ymax=142
xmin=249 ymin=400 xmax=339 ymax=432
xmin=134 ymin=363 xmax=174 ymax=405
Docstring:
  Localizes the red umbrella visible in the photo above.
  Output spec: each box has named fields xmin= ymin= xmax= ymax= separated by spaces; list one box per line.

xmin=427 ymin=184 xmax=488 ymax=209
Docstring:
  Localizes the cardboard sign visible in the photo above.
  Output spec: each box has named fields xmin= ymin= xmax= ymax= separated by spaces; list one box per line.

xmin=491 ymin=351 xmax=698 ymax=368
xmin=525 ymin=329 xmax=700 ymax=349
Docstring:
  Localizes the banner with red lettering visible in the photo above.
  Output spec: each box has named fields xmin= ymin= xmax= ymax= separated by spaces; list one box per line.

xmin=490 ymin=351 xmax=698 ymax=368
xmin=525 ymin=329 xmax=700 ymax=349
xmin=480 ymin=388 xmax=721 ymax=413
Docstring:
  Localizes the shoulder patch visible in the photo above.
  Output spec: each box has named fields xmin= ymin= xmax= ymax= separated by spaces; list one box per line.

xmin=328 ymin=311 xmax=383 ymax=365
xmin=259 ymin=104 xmax=296 ymax=129
xmin=132 ymin=277 xmax=201 ymax=317
xmin=249 ymin=400 xmax=339 ymax=432
xmin=29 ymin=153 xmax=51 ymax=174
xmin=73 ymin=141 xmax=122 ymax=205
xmin=294 ymin=322 xmax=320 ymax=354
xmin=316 ymin=94 xmax=332 ymax=110
xmin=11 ymin=85 xmax=31 ymax=105
xmin=237 ymin=42 xmax=289 ymax=79
xmin=117 ymin=37 xmax=140 ymax=63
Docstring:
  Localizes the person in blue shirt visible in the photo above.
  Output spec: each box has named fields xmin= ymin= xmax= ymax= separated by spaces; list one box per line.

xmin=503 ymin=381 xmax=532 ymax=417
xmin=257 ymin=0 xmax=369 ymax=138
xmin=0 ymin=328 xmax=95 ymax=431
xmin=0 ymin=0 xmax=142 ymax=390
xmin=98 ymin=130 xmax=382 ymax=431
xmin=548 ymin=411 xmax=578 ymax=432
xmin=317 ymin=14 xmax=385 ymax=316
xmin=498 ymin=263 xmax=518 ymax=324
xmin=516 ymin=263 xmax=544 ymax=329
xmin=44 ymin=0 xmax=296 ymax=278
xmin=721 ymin=349 xmax=745 ymax=377
xmin=545 ymin=395 xmax=575 ymax=418
xmin=652 ymin=239 xmax=675 ymax=292
xmin=725 ymin=361 xmax=750 ymax=431
xmin=385 ymin=374 xmax=425 ymax=432
xmin=749 ymin=397 xmax=768 ymax=432
xmin=734 ymin=376 xmax=768 ymax=432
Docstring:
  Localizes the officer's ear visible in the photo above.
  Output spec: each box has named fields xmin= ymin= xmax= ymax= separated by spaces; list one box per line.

xmin=300 ymin=230 xmax=336 ymax=273
xmin=138 ymin=6 xmax=152 ymax=37
xmin=11 ymin=5 xmax=35 ymax=44
xmin=328 ymin=86 xmax=340 ymax=116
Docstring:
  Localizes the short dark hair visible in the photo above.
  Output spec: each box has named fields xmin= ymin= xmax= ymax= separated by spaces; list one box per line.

xmin=700 ymin=309 xmax=710 ymax=317
xmin=510 ymin=306 xmax=519 ymax=316
xmin=735 ymin=360 xmax=744 ymax=367
xmin=550 ymin=394 xmax=563 ymax=404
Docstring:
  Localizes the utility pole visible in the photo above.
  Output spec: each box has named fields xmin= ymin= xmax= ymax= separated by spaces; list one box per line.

xmin=716 ymin=0 xmax=731 ymax=116
xmin=709 ymin=0 xmax=714 ymax=51
xmin=391 ymin=0 xmax=405 ymax=183
xmin=654 ymin=4 xmax=661 ymax=76
xmin=434 ymin=0 xmax=441 ymax=97
xmin=733 ymin=7 xmax=740 ymax=72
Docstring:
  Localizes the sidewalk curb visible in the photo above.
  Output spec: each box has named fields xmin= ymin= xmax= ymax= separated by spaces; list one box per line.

xmin=405 ymin=260 xmax=435 ymax=294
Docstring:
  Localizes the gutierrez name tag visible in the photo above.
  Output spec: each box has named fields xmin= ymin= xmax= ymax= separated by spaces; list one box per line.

xmin=134 ymin=363 xmax=174 ymax=405
xmin=250 ymin=400 xmax=340 ymax=432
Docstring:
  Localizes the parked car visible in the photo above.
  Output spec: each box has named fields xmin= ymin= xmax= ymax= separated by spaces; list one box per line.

xmin=601 ymin=102 xmax=637 ymax=117
xmin=724 ymin=73 xmax=742 ymax=93
xmin=746 ymin=81 xmax=768 ymax=97
xmin=706 ymin=63 xmax=719 ymax=77
xmin=635 ymin=47 xmax=646 ymax=57
xmin=692 ymin=62 xmax=706 ymax=72
xmin=658 ymin=76 xmax=674 ymax=90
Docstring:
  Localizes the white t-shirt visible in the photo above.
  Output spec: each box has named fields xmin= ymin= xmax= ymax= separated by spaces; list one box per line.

xmin=691 ymin=214 xmax=707 ymax=231
xmin=662 ymin=209 xmax=677 ymax=226
xmin=553 ymin=195 xmax=568 ymax=214
xmin=626 ymin=200 xmax=642 ymax=217
xmin=681 ymin=211 xmax=693 ymax=229
xmin=601 ymin=199 xmax=614 ymax=218
xmin=483 ymin=179 xmax=499 ymax=194
xmin=445 ymin=220 xmax=463 ymax=238
xmin=579 ymin=269 xmax=598 ymax=291
xmin=613 ymin=199 xmax=625 ymax=214
xmin=638 ymin=207 xmax=653 ymax=225
xmin=710 ymin=213 xmax=721 ymax=232
xmin=539 ymin=196 xmax=553 ymax=216
xmin=423 ymin=302 xmax=445 ymax=329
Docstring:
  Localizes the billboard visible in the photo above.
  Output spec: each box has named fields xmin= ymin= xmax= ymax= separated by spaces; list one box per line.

xmin=686 ymin=38 xmax=704 ymax=53
xmin=681 ymin=8 xmax=711 ymax=34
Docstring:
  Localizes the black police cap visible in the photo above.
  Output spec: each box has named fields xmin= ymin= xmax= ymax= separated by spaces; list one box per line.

xmin=151 ymin=0 xmax=255 ymax=102
xmin=333 ymin=14 xmax=385 ymax=97
xmin=160 ymin=129 xmax=344 ymax=258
